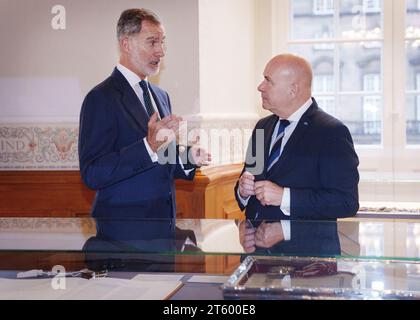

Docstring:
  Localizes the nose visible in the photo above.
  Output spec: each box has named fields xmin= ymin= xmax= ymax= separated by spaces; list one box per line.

xmin=257 ymin=81 xmax=264 ymax=92
xmin=155 ymin=42 xmax=165 ymax=58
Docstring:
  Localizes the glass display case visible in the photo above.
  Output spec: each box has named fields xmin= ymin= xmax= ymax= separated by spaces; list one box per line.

xmin=1 ymin=216 xmax=420 ymax=299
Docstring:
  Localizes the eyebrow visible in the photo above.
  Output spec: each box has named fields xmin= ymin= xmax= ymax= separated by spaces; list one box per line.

xmin=146 ymin=35 xmax=166 ymax=40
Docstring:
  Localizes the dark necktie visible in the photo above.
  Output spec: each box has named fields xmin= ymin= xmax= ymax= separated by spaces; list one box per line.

xmin=139 ymin=80 xmax=155 ymax=118
xmin=267 ymin=119 xmax=290 ymax=171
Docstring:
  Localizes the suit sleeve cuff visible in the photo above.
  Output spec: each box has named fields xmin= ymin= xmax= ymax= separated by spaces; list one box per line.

xmin=143 ymin=137 xmax=158 ymax=163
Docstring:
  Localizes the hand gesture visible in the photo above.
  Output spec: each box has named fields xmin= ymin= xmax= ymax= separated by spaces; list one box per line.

xmin=189 ymin=145 xmax=211 ymax=167
xmin=147 ymin=113 xmax=183 ymax=152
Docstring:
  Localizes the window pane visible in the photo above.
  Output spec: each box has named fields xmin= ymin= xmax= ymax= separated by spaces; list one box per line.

xmin=406 ymin=0 xmax=420 ymax=30
xmin=340 ymin=43 xmax=382 ymax=92
xmin=405 ymin=44 xmax=420 ymax=92
xmin=406 ymin=96 xmax=420 ymax=145
xmin=314 ymin=75 xmax=335 ymax=92
xmin=363 ymin=0 xmax=381 ymax=13
xmin=339 ymin=0 xmax=383 ymax=40
xmin=317 ymin=96 xmax=336 ymax=116
xmin=406 ymin=2 xmax=420 ymax=145
xmin=338 ymin=95 xmax=382 ymax=145
xmin=290 ymin=0 xmax=334 ymax=40
xmin=363 ymin=74 xmax=381 ymax=92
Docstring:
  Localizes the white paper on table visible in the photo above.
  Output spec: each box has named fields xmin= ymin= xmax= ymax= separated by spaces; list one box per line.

xmin=0 ymin=277 xmax=183 ymax=300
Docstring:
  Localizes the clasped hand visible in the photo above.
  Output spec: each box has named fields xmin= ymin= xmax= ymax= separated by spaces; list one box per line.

xmin=239 ymin=220 xmax=284 ymax=253
xmin=238 ymin=172 xmax=284 ymax=206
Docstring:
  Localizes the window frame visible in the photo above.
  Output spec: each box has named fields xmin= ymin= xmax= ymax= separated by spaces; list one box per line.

xmin=274 ymin=0 xmax=420 ymax=179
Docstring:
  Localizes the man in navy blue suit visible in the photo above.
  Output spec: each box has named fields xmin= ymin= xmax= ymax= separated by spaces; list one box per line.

xmin=235 ymin=54 xmax=359 ymax=253
xmin=78 ymin=9 xmax=210 ymax=242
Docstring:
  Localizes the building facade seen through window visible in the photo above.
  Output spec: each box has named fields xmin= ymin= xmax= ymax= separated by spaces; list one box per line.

xmin=406 ymin=0 xmax=420 ymax=145
xmin=289 ymin=0 xmax=383 ymax=145
xmin=279 ymin=0 xmax=420 ymax=181
xmin=363 ymin=0 xmax=381 ymax=13
xmin=313 ymin=0 xmax=334 ymax=15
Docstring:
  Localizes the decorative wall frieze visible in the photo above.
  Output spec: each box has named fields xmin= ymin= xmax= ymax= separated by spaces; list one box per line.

xmin=0 ymin=115 xmax=259 ymax=170
xmin=0 ymin=124 xmax=79 ymax=170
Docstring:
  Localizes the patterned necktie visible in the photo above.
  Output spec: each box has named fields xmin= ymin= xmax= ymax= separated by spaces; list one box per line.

xmin=139 ymin=80 xmax=155 ymax=118
xmin=267 ymin=119 xmax=290 ymax=171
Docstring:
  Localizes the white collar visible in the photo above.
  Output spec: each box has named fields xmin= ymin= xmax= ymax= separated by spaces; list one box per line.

xmin=117 ymin=63 xmax=147 ymax=88
xmin=283 ymin=97 xmax=313 ymax=123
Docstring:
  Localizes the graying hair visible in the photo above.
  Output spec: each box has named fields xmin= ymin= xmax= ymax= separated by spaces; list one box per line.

xmin=117 ymin=8 xmax=161 ymax=40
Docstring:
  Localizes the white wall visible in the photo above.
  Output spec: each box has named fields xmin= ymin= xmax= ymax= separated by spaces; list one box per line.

xmin=0 ymin=0 xmax=199 ymax=122
xmin=198 ymin=0 xmax=258 ymax=118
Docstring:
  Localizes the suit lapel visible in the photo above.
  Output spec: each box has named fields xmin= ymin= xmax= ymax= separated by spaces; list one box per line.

xmin=122 ymin=86 xmax=149 ymax=133
xmin=111 ymin=68 xmax=149 ymax=133
xmin=257 ymin=115 xmax=278 ymax=180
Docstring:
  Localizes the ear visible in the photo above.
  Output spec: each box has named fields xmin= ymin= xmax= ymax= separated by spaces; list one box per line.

xmin=289 ymin=83 xmax=298 ymax=98
xmin=119 ymin=36 xmax=130 ymax=53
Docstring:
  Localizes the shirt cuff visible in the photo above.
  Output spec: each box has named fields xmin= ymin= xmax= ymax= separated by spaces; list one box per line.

xmin=280 ymin=187 xmax=291 ymax=216
xmin=183 ymin=168 xmax=195 ymax=176
xmin=281 ymin=220 xmax=291 ymax=241
xmin=143 ymin=137 xmax=158 ymax=162
xmin=236 ymin=188 xmax=250 ymax=206
xmin=178 ymin=155 xmax=195 ymax=176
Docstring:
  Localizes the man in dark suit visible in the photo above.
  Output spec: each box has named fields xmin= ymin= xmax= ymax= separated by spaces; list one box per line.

xmin=235 ymin=54 xmax=359 ymax=253
xmin=78 ymin=8 xmax=210 ymax=241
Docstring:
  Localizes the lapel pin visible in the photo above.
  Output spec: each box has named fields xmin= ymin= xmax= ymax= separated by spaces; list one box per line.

xmin=304 ymin=122 xmax=308 ymax=126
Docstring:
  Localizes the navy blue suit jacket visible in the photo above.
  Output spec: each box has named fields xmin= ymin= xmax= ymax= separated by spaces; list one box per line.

xmin=79 ymin=68 xmax=195 ymax=239
xmin=235 ymin=98 xmax=359 ymax=221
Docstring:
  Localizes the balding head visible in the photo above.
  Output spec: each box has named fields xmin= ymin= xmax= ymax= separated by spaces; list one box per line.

xmin=258 ymin=54 xmax=313 ymax=118
xmin=268 ymin=54 xmax=313 ymax=91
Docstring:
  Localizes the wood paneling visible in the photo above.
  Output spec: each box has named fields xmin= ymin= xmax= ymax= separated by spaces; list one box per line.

xmin=0 ymin=164 xmax=244 ymax=219
xmin=0 ymin=171 xmax=94 ymax=217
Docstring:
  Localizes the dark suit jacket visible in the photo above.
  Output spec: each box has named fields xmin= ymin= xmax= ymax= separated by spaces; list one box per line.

xmin=235 ymin=98 xmax=359 ymax=221
xmin=79 ymin=68 xmax=195 ymax=239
